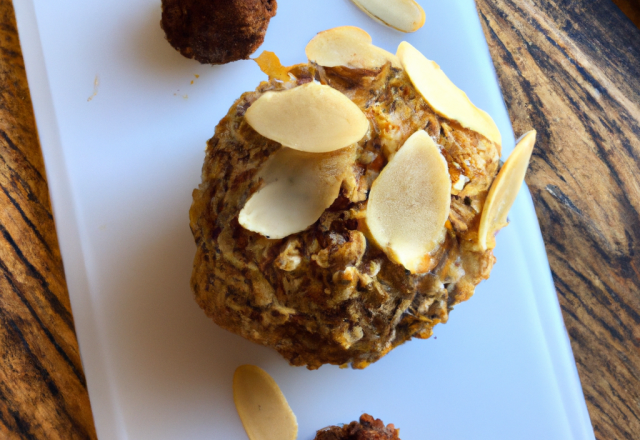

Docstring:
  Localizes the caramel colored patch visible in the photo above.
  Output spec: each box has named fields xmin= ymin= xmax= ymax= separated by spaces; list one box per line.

xmin=254 ymin=50 xmax=291 ymax=82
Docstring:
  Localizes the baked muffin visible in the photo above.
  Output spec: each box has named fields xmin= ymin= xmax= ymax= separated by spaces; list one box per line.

xmin=189 ymin=27 xmax=516 ymax=369
xmin=314 ymin=414 xmax=401 ymax=440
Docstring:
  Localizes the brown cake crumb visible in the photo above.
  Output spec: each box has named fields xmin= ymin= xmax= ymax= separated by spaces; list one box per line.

xmin=161 ymin=0 xmax=277 ymax=65
xmin=314 ymin=414 xmax=401 ymax=440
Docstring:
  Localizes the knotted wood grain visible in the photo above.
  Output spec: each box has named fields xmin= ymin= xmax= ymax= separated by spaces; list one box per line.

xmin=476 ymin=1 xmax=640 ymax=439
xmin=0 ymin=0 xmax=97 ymax=438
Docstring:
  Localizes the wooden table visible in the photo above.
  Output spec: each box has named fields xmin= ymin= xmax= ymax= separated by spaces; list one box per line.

xmin=1 ymin=0 xmax=638 ymax=438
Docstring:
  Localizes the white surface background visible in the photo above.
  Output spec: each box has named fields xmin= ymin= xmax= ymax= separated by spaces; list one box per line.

xmin=14 ymin=0 xmax=595 ymax=438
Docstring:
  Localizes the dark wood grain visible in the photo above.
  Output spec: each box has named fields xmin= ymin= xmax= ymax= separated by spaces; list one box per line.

xmin=613 ymin=0 xmax=640 ymax=27
xmin=0 ymin=0 xmax=97 ymax=438
xmin=476 ymin=1 xmax=640 ymax=439
xmin=1 ymin=0 xmax=640 ymax=438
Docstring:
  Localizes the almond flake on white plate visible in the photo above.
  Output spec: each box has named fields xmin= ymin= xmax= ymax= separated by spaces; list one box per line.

xmin=233 ymin=365 xmax=298 ymax=440
xmin=350 ymin=0 xmax=425 ymax=33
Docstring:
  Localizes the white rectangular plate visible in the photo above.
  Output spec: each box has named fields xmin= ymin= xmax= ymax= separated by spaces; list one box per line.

xmin=15 ymin=0 xmax=595 ymax=438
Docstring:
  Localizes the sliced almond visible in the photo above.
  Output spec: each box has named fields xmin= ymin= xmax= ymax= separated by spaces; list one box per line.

xmin=239 ymin=146 xmax=355 ymax=239
xmin=253 ymin=50 xmax=291 ymax=82
xmin=397 ymin=41 xmax=502 ymax=146
xmin=306 ymin=26 xmax=400 ymax=69
xmin=478 ymin=130 xmax=536 ymax=251
xmin=245 ymin=82 xmax=369 ymax=153
xmin=366 ymin=130 xmax=451 ymax=273
xmin=233 ymin=365 xmax=298 ymax=440
xmin=350 ymin=0 xmax=425 ymax=33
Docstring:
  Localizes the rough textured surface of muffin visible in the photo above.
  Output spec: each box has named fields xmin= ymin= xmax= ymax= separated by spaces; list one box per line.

xmin=190 ymin=62 xmax=500 ymax=369
xmin=161 ymin=0 xmax=277 ymax=64
xmin=314 ymin=414 xmax=401 ymax=440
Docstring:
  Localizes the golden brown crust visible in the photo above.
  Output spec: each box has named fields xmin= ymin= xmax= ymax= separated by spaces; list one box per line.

xmin=190 ymin=63 xmax=500 ymax=369
xmin=161 ymin=0 xmax=277 ymax=65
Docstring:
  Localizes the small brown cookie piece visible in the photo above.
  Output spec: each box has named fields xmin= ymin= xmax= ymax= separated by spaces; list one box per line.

xmin=314 ymin=414 xmax=401 ymax=440
xmin=161 ymin=0 xmax=277 ymax=65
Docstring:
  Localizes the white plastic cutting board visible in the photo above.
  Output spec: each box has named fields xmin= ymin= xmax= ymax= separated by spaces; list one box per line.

xmin=14 ymin=0 xmax=596 ymax=439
